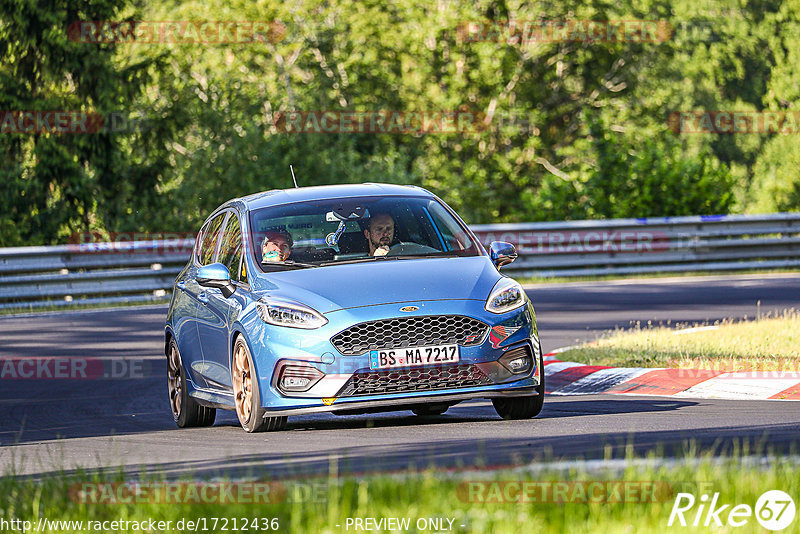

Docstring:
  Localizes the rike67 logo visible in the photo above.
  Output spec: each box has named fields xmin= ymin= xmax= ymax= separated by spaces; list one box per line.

xmin=668 ymin=490 xmax=795 ymax=531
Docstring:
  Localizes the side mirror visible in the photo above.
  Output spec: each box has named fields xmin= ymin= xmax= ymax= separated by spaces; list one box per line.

xmin=489 ymin=241 xmax=517 ymax=269
xmin=197 ymin=263 xmax=236 ymax=298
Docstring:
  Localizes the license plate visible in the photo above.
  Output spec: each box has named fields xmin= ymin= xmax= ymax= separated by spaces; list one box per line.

xmin=369 ymin=344 xmax=460 ymax=370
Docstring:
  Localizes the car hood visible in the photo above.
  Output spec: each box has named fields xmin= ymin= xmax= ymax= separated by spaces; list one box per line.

xmin=251 ymin=256 xmax=502 ymax=314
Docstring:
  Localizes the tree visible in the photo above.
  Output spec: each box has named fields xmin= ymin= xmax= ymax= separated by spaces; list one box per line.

xmin=747 ymin=135 xmax=800 ymax=212
xmin=0 ymin=0 xmax=176 ymax=245
xmin=583 ymin=114 xmax=734 ymax=218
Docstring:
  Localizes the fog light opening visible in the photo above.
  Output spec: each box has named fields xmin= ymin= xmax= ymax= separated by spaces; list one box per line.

xmin=499 ymin=345 xmax=534 ymax=375
xmin=283 ymin=376 xmax=312 ymax=389
xmin=508 ymin=356 xmax=532 ymax=373
xmin=278 ymin=364 xmax=324 ymax=393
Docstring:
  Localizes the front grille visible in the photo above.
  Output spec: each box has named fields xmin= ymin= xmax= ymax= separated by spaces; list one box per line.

xmin=337 ymin=364 xmax=493 ymax=397
xmin=331 ymin=315 xmax=489 ymax=356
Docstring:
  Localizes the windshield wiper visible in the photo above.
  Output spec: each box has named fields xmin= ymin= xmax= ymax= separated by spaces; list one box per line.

xmin=318 ymin=256 xmax=381 ymax=266
xmin=260 ymin=260 xmax=318 ymax=270
xmin=318 ymin=253 xmax=463 ymax=266
xmin=392 ymin=253 xmax=463 ymax=259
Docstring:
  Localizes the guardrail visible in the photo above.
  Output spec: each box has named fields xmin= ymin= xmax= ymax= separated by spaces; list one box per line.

xmin=1 ymin=213 xmax=798 ymax=310
xmin=0 ymin=239 xmax=193 ymax=310
xmin=471 ymin=212 xmax=800 ymax=277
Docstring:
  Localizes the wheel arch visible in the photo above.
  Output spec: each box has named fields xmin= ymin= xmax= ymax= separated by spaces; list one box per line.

xmin=164 ymin=327 xmax=176 ymax=356
xmin=229 ymin=325 xmax=255 ymax=373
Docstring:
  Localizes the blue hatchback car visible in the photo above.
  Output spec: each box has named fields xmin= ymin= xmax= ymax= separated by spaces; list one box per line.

xmin=165 ymin=183 xmax=543 ymax=432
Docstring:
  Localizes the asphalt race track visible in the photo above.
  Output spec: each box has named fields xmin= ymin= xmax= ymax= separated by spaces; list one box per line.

xmin=1 ymin=273 xmax=799 ymax=479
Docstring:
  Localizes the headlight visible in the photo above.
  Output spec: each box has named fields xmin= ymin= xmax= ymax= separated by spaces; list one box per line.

xmin=485 ymin=278 xmax=526 ymax=314
xmin=256 ymin=298 xmax=328 ymax=329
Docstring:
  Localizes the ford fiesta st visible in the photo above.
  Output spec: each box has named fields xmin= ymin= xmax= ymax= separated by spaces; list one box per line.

xmin=165 ymin=183 xmax=543 ymax=432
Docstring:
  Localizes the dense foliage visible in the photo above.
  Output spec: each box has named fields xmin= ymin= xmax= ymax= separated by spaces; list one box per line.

xmin=1 ymin=0 xmax=799 ymax=245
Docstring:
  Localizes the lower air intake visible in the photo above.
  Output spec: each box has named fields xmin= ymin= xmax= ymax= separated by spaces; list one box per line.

xmin=337 ymin=364 xmax=493 ymax=397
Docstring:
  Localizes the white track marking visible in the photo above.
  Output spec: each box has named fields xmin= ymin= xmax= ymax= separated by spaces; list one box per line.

xmin=550 ymin=368 xmax=652 ymax=395
xmin=676 ymin=376 xmax=800 ymax=400
xmin=543 ymin=361 xmax=586 ymax=375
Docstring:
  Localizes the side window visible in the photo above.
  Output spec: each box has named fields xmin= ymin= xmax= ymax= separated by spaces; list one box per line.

xmin=217 ymin=214 xmax=246 ymax=283
xmin=199 ymin=213 xmax=226 ymax=265
xmin=393 ymin=206 xmax=423 ymax=245
xmin=426 ymin=202 xmax=473 ymax=251
xmin=194 ymin=226 xmax=206 ymax=264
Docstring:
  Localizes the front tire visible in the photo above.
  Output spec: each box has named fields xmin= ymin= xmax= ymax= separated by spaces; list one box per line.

xmin=232 ymin=335 xmax=287 ymax=433
xmin=492 ymin=344 xmax=545 ymax=420
xmin=167 ymin=338 xmax=216 ymax=427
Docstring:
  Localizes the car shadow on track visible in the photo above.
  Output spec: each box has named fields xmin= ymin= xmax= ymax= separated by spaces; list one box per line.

xmin=0 ymin=395 xmax=695 ymax=445
xmin=535 ymin=397 xmax=696 ymax=418
xmin=29 ymin=420 xmax=800 ymax=482
xmin=277 ymin=397 xmax=697 ymax=431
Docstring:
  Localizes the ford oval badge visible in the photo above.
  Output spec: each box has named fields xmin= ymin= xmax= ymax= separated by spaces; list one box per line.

xmin=399 ymin=306 xmax=419 ymax=312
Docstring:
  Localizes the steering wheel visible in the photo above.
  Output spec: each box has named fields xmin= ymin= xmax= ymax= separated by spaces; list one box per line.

xmin=385 ymin=242 xmax=440 ymax=256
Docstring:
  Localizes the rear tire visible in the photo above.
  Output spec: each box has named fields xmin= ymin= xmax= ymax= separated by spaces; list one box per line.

xmin=232 ymin=335 xmax=287 ymax=433
xmin=492 ymin=343 xmax=545 ymax=420
xmin=167 ymin=338 xmax=216 ymax=427
xmin=411 ymin=403 xmax=450 ymax=416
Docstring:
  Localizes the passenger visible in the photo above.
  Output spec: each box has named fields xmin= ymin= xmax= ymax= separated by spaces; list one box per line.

xmin=262 ymin=230 xmax=293 ymax=262
xmin=364 ymin=213 xmax=395 ymax=256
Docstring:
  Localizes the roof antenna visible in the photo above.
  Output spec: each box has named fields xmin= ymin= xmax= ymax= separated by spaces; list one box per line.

xmin=290 ymin=164 xmax=299 ymax=188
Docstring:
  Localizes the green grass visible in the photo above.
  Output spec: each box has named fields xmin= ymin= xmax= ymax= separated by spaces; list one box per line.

xmin=558 ymin=309 xmax=800 ymax=371
xmin=2 ymin=453 xmax=798 ymax=533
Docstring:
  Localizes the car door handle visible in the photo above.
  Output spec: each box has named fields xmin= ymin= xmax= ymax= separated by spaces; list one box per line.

xmin=176 ymin=281 xmax=186 ymax=291
xmin=198 ymin=292 xmax=209 ymax=304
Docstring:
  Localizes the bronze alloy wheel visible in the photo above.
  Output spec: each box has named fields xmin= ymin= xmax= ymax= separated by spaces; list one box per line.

xmin=231 ymin=335 xmax=287 ymax=433
xmin=232 ymin=338 xmax=253 ymax=424
xmin=167 ymin=340 xmax=183 ymax=419
xmin=166 ymin=337 xmax=216 ymax=427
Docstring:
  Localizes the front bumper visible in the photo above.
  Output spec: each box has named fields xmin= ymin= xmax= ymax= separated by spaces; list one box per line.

xmin=244 ymin=299 xmax=539 ymax=413
xmin=259 ymin=386 xmax=539 ymax=417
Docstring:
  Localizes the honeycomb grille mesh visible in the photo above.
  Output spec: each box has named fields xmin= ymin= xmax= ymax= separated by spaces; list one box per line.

xmin=337 ymin=364 xmax=492 ymax=397
xmin=331 ymin=315 xmax=489 ymax=356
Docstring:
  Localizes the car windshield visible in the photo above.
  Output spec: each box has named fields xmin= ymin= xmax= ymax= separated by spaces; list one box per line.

xmin=249 ymin=195 xmax=480 ymax=270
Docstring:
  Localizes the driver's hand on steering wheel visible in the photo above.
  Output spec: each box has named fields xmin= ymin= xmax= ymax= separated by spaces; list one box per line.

xmin=374 ymin=245 xmax=390 ymax=256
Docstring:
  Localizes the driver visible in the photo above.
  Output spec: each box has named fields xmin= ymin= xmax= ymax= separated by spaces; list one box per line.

xmin=262 ymin=229 xmax=293 ymax=262
xmin=363 ymin=213 xmax=394 ymax=256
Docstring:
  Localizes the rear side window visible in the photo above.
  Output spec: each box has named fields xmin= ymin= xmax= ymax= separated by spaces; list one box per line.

xmin=217 ymin=214 xmax=246 ymax=283
xmin=198 ymin=213 xmax=227 ymax=265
